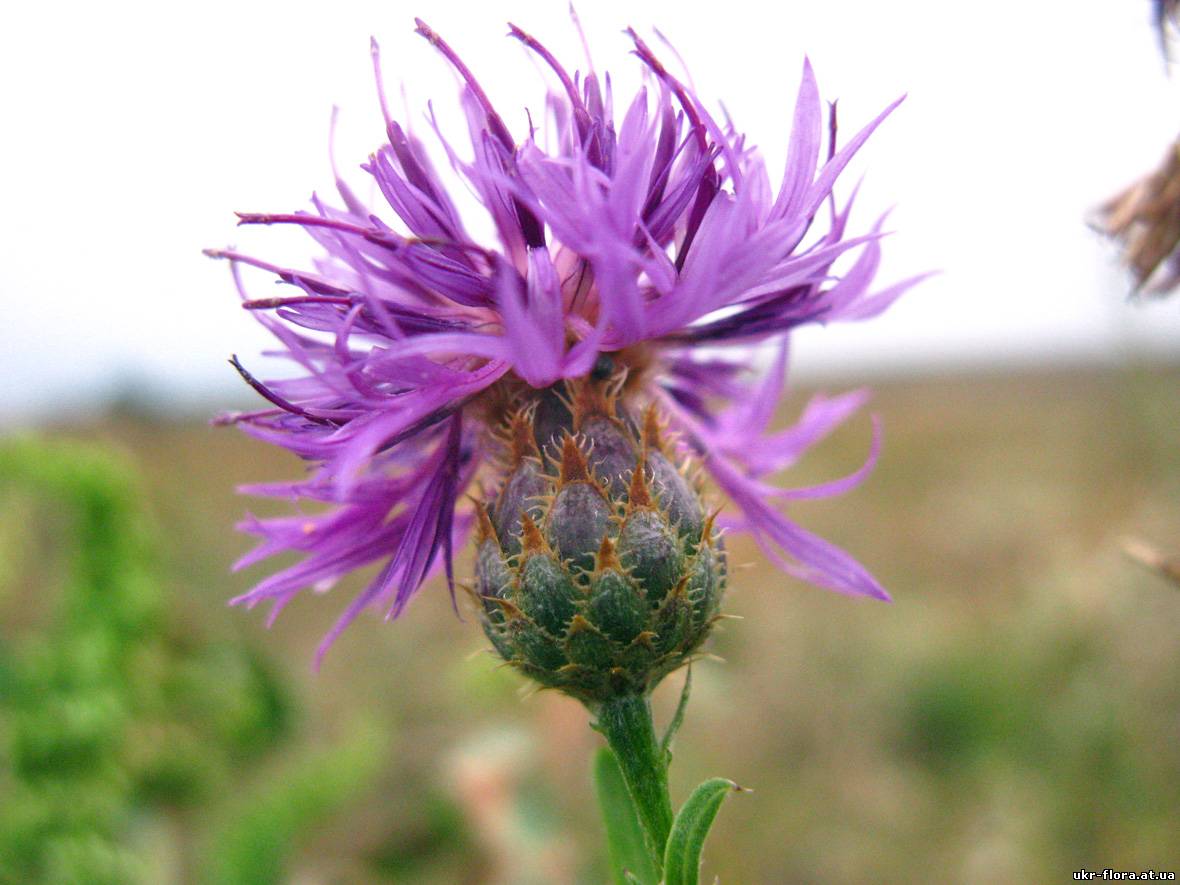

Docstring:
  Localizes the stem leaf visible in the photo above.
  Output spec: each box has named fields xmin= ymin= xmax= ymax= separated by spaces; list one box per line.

xmin=660 ymin=667 xmax=692 ymax=761
xmin=662 ymin=777 xmax=739 ymax=885
xmin=596 ymin=695 xmax=673 ymax=868
xmin=594 ymin=747 xmax=660 ymax=885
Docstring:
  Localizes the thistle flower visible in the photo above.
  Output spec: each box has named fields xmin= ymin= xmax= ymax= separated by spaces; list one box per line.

xmin=212 ymin=19 xmax=924 ymax=677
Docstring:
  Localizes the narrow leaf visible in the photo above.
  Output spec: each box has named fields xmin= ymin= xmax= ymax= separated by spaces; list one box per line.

xmin=594 ymin=747 xmax=660 ymax=885
xmin=663 ymin=778 xmax=740 ymax=885
xmin=660 ymin=667 xmax=693 ymax=760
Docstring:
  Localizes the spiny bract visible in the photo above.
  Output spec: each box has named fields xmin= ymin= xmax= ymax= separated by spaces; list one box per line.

xmin=474 ymin=370 xmax=724 ymax=701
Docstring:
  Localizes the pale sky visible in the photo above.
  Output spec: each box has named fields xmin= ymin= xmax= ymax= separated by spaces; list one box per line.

xmin=1 ymin=0 xmax=1178 ymax=422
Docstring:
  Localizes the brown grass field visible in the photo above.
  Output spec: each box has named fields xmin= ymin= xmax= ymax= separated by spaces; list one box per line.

xmin=10 ymin=362 xmax=1180 ymax=883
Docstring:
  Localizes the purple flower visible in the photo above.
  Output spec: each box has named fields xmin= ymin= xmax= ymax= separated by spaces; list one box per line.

xmin=212 ymin=20 xmax=926 ymax=665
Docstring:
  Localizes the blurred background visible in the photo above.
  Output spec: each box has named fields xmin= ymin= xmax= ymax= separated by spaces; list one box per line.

xmin=2 ymin=0 xmax=1179 ymax=882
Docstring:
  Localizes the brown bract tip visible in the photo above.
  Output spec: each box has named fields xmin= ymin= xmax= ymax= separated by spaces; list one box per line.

xmin=570 ymin=377 xmax=616 ymax=427
xmin=631 ymin=630 xmax=657 ymax=650
xmin=519 ymin=512 xmax=549 ymax=554
xmin=702 ymin=508 xmax=722 ymax=542
xmin=642 ymin=403 xmax=666 ymax=453
xmin=474 ymin=501 xmax=497 ymax=545
xmin=509 ymin=410 xmax=541 ymax=463
xmin=559 ymin=434 xmax=592 ymax=483
xmin=627 ymin=455 xmax=653 ymax=508
xmin=484 ymin=595 xmax=525 ymax=621
xmin=595 ymin=535 xmax=623 ymax=573
xmin=567 ymin=613 xmax=595 ymax=635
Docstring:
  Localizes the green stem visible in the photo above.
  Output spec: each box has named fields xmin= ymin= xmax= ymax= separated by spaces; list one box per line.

xmin=596 ymin=694 xmax=674 ymax=871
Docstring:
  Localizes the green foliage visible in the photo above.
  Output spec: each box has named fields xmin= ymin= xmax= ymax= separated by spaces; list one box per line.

xmin=899 ymin=654 xmax=1025 ymax=768
xmin=660 ymin=668 xmax=692 ymax=762
xmin=662 ymin=778 xmax=738 ymax=885
xmin=0 ymin=438 xmax=295 ymax=882
xmin=594 ymin=748 xmax=658 ymax=885
xmin=595 ymin=695 xmax=675 ymax=874
xmin=367 ymin=794 xmax=470 ymax=880
xmin=41 ymin=832 xmax=146 ymax=885
xmin=203 ymin=722 xmax=387 ymax=885
xmin=593 ymin=686 xmax=738 ymax=885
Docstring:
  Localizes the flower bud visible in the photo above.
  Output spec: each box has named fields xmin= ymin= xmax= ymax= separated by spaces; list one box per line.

xmin=474 ymin=375 xmax=726 ymax=702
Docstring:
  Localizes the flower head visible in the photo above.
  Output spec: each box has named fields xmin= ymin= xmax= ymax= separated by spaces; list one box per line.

xmin=213 ymin=20 xmax=924 ymax=667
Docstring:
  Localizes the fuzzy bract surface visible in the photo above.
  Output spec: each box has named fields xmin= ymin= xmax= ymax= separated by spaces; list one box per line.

xmin=474 ymin=374 xmax=725 ymax=701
